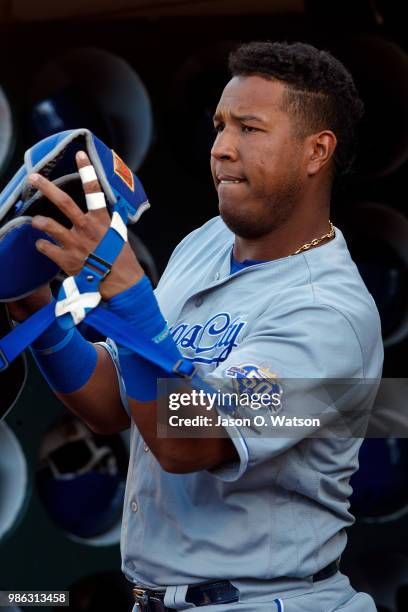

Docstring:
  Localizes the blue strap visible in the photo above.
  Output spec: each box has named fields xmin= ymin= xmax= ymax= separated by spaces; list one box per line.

xmin=0 ymin=301 xmax=195 ymax=378
xmin=0 ymin=302 xmax=56 ymax=370
xmin=91 ymin=215 xmax=127 ymax=272
xmin=86 ymin=307 xmax=196 ymax=378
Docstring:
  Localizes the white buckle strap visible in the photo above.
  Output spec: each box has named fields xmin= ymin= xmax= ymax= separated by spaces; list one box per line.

xmin=110 ymin=211 xmax=128 ymax=242
xmin=55 ymin=276 xmax=101 ymax=325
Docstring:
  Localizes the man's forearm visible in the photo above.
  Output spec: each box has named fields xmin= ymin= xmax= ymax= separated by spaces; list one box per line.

xmin=127 ymin=387 xmax=238 ymax=473
xmin=43 ymin=345 xmax=130 ymax=434
xmin=54 ymin=344 xmax=130 ymax=435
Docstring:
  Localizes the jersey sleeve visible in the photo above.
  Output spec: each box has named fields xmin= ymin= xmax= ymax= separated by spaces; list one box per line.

xmin=204 ymin=303 xmax=370 ymax=482
xmin=95 ymin=338 xmax=131 ymax=418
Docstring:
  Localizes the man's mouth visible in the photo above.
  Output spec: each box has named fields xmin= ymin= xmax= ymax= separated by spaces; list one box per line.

xmin=217 ymin=175 xmax=246 ymax=185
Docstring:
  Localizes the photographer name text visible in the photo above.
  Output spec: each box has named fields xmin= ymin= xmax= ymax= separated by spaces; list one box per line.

xmin=168 ymin=414 xmax=321 ymax=428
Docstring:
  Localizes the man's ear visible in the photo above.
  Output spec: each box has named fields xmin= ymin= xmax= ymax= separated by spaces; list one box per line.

xmin=306 ymin=130 xmax=337 ymax=176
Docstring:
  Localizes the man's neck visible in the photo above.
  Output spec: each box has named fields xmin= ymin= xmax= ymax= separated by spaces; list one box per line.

xmin=233 ymin=206 xmax=332 ymax=262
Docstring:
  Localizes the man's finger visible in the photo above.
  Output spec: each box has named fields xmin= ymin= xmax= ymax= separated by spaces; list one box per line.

xmin=76 ymin=151 xmax=110 ymax=220
xmin=32 ymin=215 xmax=74 ymax=248
xmin=35 ymin=239 xmax=83 ymax=276
xmin=28 ymin=173 xmax=85 ymax=226
xmin=35 ymin=239 xmax=65 ymax=266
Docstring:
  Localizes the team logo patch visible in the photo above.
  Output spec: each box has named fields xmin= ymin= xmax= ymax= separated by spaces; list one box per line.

xmin=225 ymin=363 xmax=283 ymax=411
xmin=112 ymin=150 xmax=134 ymax=192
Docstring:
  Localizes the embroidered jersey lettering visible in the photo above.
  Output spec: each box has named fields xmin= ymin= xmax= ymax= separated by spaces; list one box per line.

xmin=170 ymin=313 xmax=247 ymax=365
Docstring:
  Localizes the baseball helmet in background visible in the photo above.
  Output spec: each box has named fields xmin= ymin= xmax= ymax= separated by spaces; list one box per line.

xmin=333 ymin=36 xmax=408 ymax=180
xmin=340 ymin=203 xmax=408 ymax=349
xmin=0 ymin=422 xmax=28 ymax=543
xmin=36 ymin=416 xmax=128 ymax=540
xmin=30 ymin=86 xmax=111 ymax=147
xmin=0 ymin=306 xmax=27 ymax=421
xmin=0 ymin=84 xmax=17 ymax=181
xmin=29 ymin=47 xmax=154 ymax=170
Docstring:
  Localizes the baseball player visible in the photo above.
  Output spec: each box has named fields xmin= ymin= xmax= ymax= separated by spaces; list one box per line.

xmin=8 ymin=42 xmax=383 ymax=611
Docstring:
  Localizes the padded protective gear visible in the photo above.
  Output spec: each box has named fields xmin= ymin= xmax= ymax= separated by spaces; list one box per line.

xmin=0 ymin=128 xmax=149 ymax=302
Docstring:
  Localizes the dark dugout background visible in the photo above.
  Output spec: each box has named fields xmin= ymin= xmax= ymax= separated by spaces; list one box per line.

xmin=0 ymin=0 xmax=407 ymax=610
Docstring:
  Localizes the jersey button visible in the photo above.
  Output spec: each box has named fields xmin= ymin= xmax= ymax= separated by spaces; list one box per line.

xmin=131 ymin=500 xmax=138 ymax=513
xmin=143 ymin=443 xmax=150 ymax=452
xmin=195 ymin=296 xmax=203 ymax=307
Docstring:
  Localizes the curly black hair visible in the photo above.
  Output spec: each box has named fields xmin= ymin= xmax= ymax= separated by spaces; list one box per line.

xmin=228 ymin=41 xmax=364 ymax=177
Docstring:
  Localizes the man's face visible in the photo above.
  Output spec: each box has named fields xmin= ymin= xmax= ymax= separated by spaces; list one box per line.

xmin=210 ymin=75 xmax=306 ymax=239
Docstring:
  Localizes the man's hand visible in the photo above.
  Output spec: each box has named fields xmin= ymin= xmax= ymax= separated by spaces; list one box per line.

xmin=29 ymin=151 xmax=145 ymax=301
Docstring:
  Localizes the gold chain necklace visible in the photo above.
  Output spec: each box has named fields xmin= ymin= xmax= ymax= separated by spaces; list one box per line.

xmin=290 ymin=221 xmax=335 ymax=256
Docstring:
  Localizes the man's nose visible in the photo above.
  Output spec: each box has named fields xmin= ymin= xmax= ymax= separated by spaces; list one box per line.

xmin=210 ymin=130 xmax=238 ymax=161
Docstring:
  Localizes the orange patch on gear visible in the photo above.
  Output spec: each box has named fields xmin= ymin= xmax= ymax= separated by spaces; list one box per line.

xmin=112 ymin=151 xmax=134 ymax=192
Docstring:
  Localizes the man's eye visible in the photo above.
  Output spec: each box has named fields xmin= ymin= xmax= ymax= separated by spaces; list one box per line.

xmin=242 ymin=125 xmax=258 ymax=133
xmin=213 ymin=124 xmax=224 ymax=133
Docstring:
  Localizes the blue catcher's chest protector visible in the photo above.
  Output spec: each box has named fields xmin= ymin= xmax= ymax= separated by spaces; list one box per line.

xmin=0 ymin=129 xmax=195 ymax=413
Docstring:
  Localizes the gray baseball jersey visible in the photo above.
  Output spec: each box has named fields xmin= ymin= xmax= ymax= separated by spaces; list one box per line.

xmin=103 ymin=217 xmax=383 ymax=610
